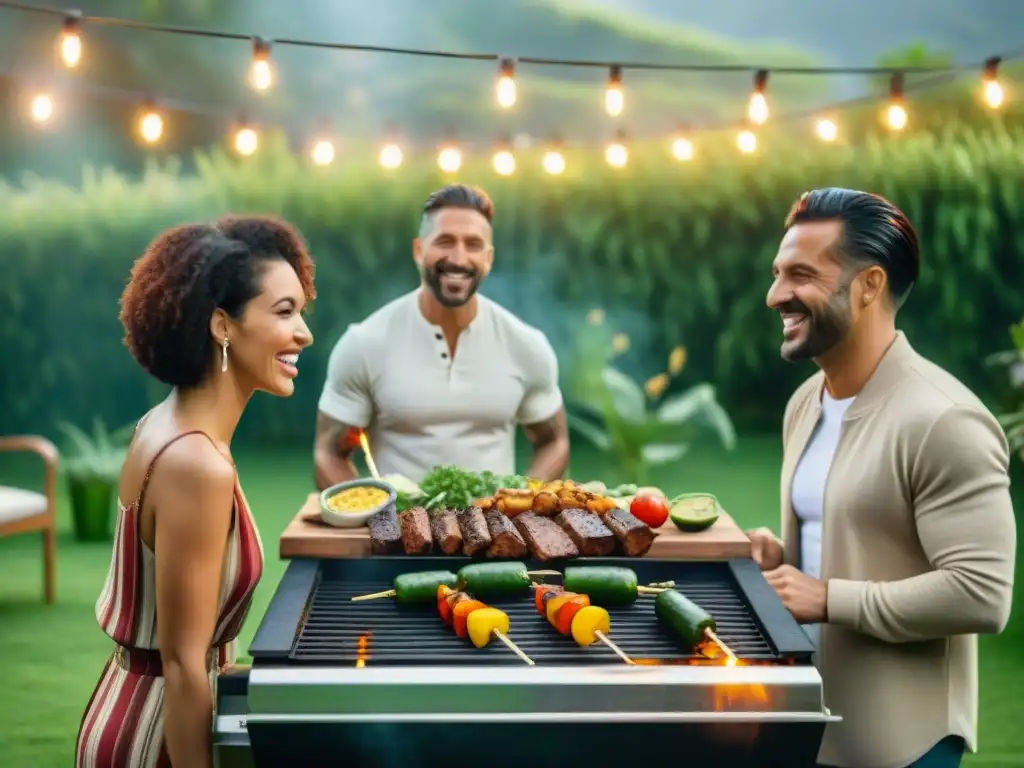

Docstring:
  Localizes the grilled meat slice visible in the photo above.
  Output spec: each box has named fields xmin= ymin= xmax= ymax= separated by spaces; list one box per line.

xmin=599 ymin=508 xmax=657 ymax=557
xmin=555 ymin=508 xmax=616 ymax=557
xmin=399 ymin=507 xmax=433 ymax=555
xmin=456 ymin=507 xmax=493 ymax=557
xmin=484 ymin=508 xmax=528 ymax=558
xmin=367 ymin=507 xmax=403 ymax=555
xmin=513 ymin=511 xmax=579 ymax=561
xmin=429 ymin=508 xmax=464 ymax=555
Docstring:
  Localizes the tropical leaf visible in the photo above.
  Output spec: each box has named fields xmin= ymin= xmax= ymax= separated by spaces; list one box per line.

xmin=642 ymin=443 xmax=690 ymax=464
xmin=698 ymin=399 xmax=739 ymax=450
xmin=655 ymin=384 xmax=716 ymax=424
xmin=600 ymin=366 xmax=647 ymax=424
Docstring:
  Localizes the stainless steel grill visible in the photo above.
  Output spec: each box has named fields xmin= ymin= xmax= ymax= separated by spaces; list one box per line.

xmin=217 ymin=557 xmax=837 ymax=768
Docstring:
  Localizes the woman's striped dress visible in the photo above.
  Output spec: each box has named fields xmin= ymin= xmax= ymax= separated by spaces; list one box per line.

xmin=75 ymin=431 xmax=264 ymax=768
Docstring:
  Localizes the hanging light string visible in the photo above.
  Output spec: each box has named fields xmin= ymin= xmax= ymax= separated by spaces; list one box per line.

xmin=2 ymin=1 xmax=1018 ymax=169
xmin=3 ymin=0 xmax=1008 ymax=73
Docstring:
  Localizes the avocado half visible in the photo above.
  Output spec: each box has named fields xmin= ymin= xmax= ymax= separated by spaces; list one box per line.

xmin=668 ymin=493 xmax=721 ymax=532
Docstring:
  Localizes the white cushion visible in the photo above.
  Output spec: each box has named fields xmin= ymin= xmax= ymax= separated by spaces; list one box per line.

xmin=0 ymin=486 xmax=48 ymax=525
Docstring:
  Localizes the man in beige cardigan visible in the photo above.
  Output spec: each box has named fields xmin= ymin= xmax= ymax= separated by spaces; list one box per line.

xmin=750 ymin=187 xmax=1016 ymax=768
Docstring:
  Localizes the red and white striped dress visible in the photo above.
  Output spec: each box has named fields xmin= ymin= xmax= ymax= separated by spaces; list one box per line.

xmin=75 ymin=431 xmax=264 ymax=768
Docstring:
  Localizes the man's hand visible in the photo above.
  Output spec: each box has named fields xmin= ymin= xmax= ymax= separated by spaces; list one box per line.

xmin=764 ymin=564 xmax=828 ymax=624
xmin=746 ymin=527 xmax=784 ymax=571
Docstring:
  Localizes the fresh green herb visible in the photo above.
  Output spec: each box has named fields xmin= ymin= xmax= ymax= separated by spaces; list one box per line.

xmin=416 ymin=466 xmax=528 ymax=511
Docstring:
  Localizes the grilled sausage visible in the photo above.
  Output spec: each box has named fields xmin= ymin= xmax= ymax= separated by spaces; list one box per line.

xmin=555 ymin=508 xmax=616 ymax=557
xmin=484 ymin=508 xmax=528 ymax=558
xmin=367 ymin=507 xmax=403 ymax=555
xmin=457 ymin=507 xmax=493 ymax=557
xmin=599 ymin=508 xmax=657 ymax=557
xmin=429 ymin=508 xmax=464 ymax=555
xmin=513 ymin=512 xmax=579 ymax=561
xmin=400 ymin=507 xmax=433 ymax=555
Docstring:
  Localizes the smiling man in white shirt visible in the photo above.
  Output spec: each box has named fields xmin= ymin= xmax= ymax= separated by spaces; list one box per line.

xmin=313 ymin=184 xmax=570 ymax=486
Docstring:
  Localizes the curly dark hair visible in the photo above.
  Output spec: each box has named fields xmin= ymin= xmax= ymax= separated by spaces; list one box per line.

xmin=120 ymin=214 xmax=317 ymax=388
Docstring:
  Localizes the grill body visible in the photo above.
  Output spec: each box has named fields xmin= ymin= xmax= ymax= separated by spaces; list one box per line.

xmin=220 ymin=556 xmax=835 ymax=768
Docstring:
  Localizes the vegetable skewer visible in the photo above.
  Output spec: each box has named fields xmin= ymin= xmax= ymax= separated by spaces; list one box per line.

xmin=352 ymin=562 xmax=560 ymax=602
xmin=535 ymin=585 xmax=634 ymax=664
xmin=438 ymin=586 xmax=534 ymax=665
xmin=655 ymin=588 xmax=737 ymax=661
xmin=351 ymin=570 xmax=457 ymax=602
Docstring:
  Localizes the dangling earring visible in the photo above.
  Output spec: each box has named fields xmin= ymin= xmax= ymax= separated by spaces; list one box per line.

xmin=221 ymin=338 xmax=230 ymax=373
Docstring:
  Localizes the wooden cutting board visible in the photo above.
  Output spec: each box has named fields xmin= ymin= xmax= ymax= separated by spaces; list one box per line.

xmin=279 ymin=493 xmax=752 ymax=560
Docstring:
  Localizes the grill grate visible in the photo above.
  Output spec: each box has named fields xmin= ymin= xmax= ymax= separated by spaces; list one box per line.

xmin=290 ymin=567 xmax=777 ymax=666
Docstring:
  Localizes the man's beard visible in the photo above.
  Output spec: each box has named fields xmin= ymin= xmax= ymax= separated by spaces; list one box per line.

xmin=424 ymin=259 xmax=482 ymax=308
xmin=779 ymin=282 xmax=853 ymax=362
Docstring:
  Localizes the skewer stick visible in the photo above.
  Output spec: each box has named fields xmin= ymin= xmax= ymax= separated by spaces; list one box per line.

xmin=527 ymin=570 xmax=561 ymax=577
xmin=358 ymin=432 xmax=381 ymax=482
xmin=351 ymin=589 xmax=396 ymax=601
xmin=595 ymin=631 xmax=634 ymax=664
xmin=636 ymin=586 xmax=666 ymax=594
xmin=494 ymin=631 xmax=534 ymax=665
xmin=705 ymin=628 xmax=738 ymax=662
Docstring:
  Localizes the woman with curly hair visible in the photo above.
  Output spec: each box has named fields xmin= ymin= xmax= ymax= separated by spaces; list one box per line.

xmin=75 ymin=214 xmax=316 ymax=768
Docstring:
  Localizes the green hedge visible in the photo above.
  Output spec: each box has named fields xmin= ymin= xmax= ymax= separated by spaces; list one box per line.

xmin=2 ymin=120 xmax=1023 ymax=443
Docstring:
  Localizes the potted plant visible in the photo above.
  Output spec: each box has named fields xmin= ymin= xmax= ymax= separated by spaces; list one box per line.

xmin=564 ymin=309 xmax=736 ymax=487
xmin=56 ymin=417 xmax=134 ymax=542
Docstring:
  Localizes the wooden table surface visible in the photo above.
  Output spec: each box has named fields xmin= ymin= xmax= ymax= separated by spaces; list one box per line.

xmin=279 ymin=493 xmax=752 ymax=561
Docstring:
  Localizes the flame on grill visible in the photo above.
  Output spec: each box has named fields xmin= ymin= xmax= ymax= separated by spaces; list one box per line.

xmin=357 ymin=430 xmax=381 ymax=481
xmin=355 ymin=632 xmax=372 ymax=668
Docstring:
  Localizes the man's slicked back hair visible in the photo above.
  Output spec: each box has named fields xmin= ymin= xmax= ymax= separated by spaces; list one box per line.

xmin=785 ymin=187 xmax=920 ymax=308
xmin=419 ymin=184 xmax=494 ymax=237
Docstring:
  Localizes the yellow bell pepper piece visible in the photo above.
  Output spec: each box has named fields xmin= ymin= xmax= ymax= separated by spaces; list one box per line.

xmin=570 ymin=605 xmax=611 ymax=647
xmin=466 ymin=607 xmax=510 ymax=649
xmin=545 ymin=593 xmax=576 ymax=625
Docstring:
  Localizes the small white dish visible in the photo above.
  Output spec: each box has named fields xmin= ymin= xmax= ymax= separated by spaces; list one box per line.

xmin=320 ymin=478 xmax=397 ymax=529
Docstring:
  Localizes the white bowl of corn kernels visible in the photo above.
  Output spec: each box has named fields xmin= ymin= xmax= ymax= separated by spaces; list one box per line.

xmin=320 ymin=479 xmax=397 ymax=528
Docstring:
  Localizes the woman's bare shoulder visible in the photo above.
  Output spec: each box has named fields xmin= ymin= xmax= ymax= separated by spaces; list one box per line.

xmin=143 ymin=433 xmax=236 ymax=517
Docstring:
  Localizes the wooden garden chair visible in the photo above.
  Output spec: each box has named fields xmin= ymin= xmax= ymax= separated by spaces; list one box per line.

xmin=0 ymin=435 xmax=59 ymax=603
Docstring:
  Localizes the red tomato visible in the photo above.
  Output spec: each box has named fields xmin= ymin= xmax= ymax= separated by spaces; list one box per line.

xmin=630 ymin=493 xmax=669 ymax=528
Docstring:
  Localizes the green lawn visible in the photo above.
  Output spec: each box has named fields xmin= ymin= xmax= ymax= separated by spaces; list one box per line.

xmin=0 ymin=437 xmax=1020 ymax=766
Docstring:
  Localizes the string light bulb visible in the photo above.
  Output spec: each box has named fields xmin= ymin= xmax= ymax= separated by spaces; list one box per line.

xmin=58 ymin=12 xmax=83 ymax=69
xmin=748 ymin=70 xmax=769 ymax=125
xmin=137 ymin=104 xmax=164 ymax=144
xmin=605 ymin=65 xmax=624 ymax=117
xmin=233 ymin=122 xmax=258 ymax=156
xmin=379 ymin=142 xmax=403 ymax=169
xmin=311 ymin=139 xmax=335 ymax=166
xmin=982 ymin=57 xmax=1004 ymax=109
xmin=737 ymin=129 xmax=758 ymax=154
xmin=605 ymin=130 xmax=628 ymax=167
xmin=248 ymin=37 xmax=274 ymax=92
xmin=492 ymin=140 xmax=515 ymax=175
xmin=542 ymin=147 xmax=566 ymax=175
xmin=30 ymin=92 xmax=55 ymax=124
xmin=495 ymin=58 xmax=517 ymax=109
xmin=885 ymin=72 xmax=908 ymax=131
xmin=815 ymin=117 xmax=838 ymax=142
xmin=671 ymin=127 xmax=694 ymax=161
xmin=438 ymin=143 xmax=462 ymax=174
